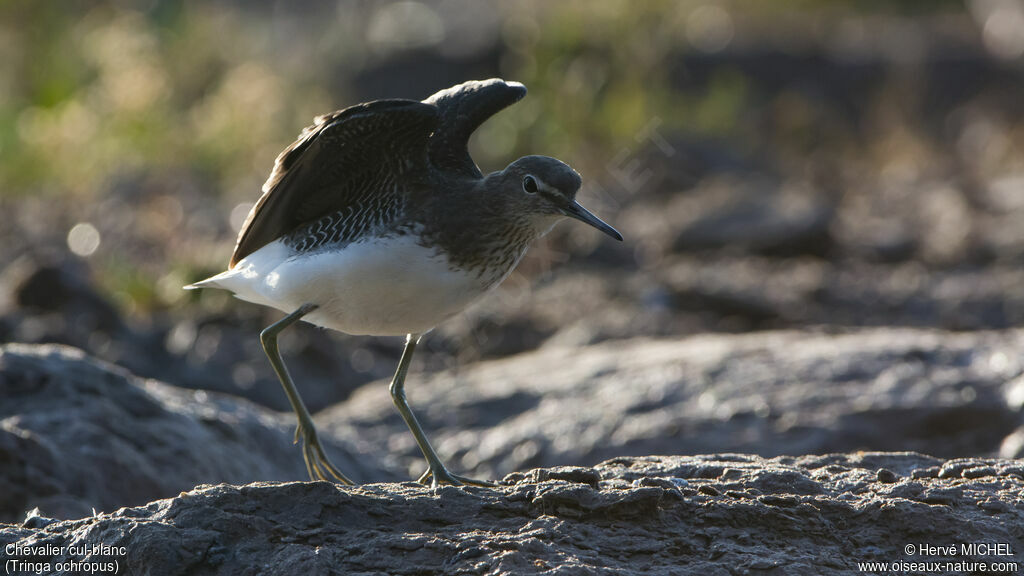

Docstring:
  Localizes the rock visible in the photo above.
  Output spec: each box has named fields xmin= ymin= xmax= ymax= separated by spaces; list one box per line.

xmin=446 ymin=256 xmax=1024 ymax=363
xmin=876 ymin=468 xmax=899 ymax=483
xmin=5 ymin=328 xmax=1023 ymax=529
xmin=667 ymin=178 xmax=836 ymax=256
xmin=0 ymin=258 xmax=141 ymax=370
xmin=999 ymin=425 xmax=1024 ymax=458
xmin=657 ymin=256 xmax=1024 ymax=331
xmin=0 ymin=344 xmax=384 ymax=524
xmin=1 ymin=454 xmax=1022 ymax=575
xmin=1 ymin=257 xmax=123 ymax=335
xmin=323 ymin=328 xmax=1024 ymax=480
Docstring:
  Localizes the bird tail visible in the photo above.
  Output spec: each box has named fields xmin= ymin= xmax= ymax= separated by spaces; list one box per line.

xmin=183 ymin=270 xmax=234 ymax=291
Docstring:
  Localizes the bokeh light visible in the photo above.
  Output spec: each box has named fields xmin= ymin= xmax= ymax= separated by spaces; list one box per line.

xmin=67 ymin=223 xmax=101 ymax=257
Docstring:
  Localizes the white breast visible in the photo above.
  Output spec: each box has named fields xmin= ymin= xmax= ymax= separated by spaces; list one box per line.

xmin=194 ymin=235 xmax=497 ymax=336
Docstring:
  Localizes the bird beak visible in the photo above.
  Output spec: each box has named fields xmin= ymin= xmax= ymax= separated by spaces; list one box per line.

xmin=561 ymin=200 xmax=623 ymax=241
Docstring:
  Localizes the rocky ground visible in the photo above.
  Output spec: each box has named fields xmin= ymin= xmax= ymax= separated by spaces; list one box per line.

xmin=2 ymin=328 xmax=1024 ymax=572
xmin=2 ymin=454 xmax=1022 ymax=575
xmin=325 ymin=328 xmax=1024 ymax=481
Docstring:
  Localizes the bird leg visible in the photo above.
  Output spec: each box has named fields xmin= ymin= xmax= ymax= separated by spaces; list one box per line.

xmin=261 ymin=304 xmax=354 ymax=485
xmin=390 ymin=334 xmax=494 ymax=488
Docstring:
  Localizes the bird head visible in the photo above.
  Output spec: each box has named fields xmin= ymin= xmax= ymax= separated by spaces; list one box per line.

xmin=490 ymin=155 xmax=622 ymax=241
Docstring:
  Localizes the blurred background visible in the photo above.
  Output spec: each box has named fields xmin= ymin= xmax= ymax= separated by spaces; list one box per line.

xmin=2 ymin=0 xmax=1023 ymax=415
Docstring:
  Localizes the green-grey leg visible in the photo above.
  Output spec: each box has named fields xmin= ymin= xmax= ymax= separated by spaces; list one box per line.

xmin=390 ymin=334 xmax=495 ymax=488
xmin=261 ymin=304 xmax=354 ymax=485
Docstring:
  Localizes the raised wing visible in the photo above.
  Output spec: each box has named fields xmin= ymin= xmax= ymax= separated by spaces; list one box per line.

xmin=230 ymin=100 xmax=438 ymax=267
xmin=423 ymin=78 xmax=526 ymax=178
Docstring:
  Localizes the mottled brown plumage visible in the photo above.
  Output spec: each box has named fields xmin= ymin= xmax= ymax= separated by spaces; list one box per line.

xmin=231 ymin=100 xmax=438 ymax=267
xmin=231 ymin=79 xmax=529 ymax=268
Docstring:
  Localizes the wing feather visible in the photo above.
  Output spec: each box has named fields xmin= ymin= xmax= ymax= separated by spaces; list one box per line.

xmin=423 ymin=78 xmax=526 ymax=178
xmin=230 ymin=100 xmax=438 ymax=267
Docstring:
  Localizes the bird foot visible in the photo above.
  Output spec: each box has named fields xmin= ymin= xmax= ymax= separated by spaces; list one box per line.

xmin=417 ymin=467 xmax=496 ymax=488
xmin=295 ymin=420 xmax=355 ymax=485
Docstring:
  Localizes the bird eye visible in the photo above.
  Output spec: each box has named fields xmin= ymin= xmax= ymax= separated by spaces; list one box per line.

xmin=523 ymin=175 xmax=538 ymax=194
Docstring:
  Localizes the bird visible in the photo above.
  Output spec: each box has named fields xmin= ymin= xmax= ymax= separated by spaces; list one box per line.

xmin=186 ymin=78 xmax=622 ymax=488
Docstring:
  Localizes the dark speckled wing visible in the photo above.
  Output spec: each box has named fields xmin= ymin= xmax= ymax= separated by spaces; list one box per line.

xmin=230 ymin=100 xmax=439 ymax=267
xmin=423 ymin=78 xmax=527 ymax=178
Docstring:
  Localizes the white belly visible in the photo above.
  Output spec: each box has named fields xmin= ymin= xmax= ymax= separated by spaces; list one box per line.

xmin=196 ymin=236 xmax=494 ymax=336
